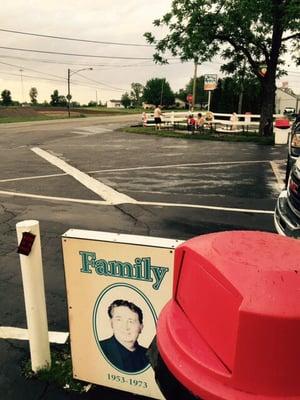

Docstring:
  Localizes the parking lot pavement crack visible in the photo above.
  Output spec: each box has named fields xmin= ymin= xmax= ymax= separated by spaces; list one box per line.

xmin=115 ymin=204 xmax=151 ymax=235
xmin=2 ymin=338 xmax=27 ymax=353
xmin=36 ymin=382 xmax=50 ymax=400
xmin=0 ymin=204 xmax=17 ymax=224
xmin=0 ymin=205 xmax=18 ymax=256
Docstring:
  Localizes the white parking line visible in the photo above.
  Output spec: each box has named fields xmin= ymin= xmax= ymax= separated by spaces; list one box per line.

xmin=138 ymin=201 xmax=274 ymax=214
xmin=0 ymin=159 xmax=281 ymax=183
xmin=72 ymin=126 xmax=112 ymax=135
xmin=0 ymin=326 xmax=68 ymax=344
xmin=270 ymin=160 xmax=285 ymax=192
xmin=31 ymin=147 xmax=136 ymax=205
xmin=0 ymin=173 xmax=67 ymax=183
xmin=89 ymin=159 xmax=272 ymax=174
xmin=0 ymin=190 xmax=108 ymax=205
xmin=0 ymin=152 xmax=277 ymax=214
xmin=0 ymin=189 xmax=274 ymax=214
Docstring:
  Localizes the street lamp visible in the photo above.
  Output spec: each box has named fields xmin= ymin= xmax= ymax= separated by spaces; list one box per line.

xmin=67 ymin=67 xmax=93 ymax=117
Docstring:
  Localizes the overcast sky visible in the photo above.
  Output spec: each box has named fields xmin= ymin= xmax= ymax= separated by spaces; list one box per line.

xmin=0 ymin=0 xmax=299 ymax=105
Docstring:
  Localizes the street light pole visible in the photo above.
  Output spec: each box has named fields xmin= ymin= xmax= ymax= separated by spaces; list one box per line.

xmin=67 ymin=67 xmax=93 ymax=118
xmin=192 ymin=57 xmax=199 ymax=111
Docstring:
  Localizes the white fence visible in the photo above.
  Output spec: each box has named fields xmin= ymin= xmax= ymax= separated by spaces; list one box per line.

xmin=142 ymin=111 xmax=284 ymax=132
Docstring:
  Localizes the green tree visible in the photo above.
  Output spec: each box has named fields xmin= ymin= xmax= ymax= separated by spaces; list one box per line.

xmin=1 ymin=89 xmax=13 ymax=106
xmin=50 ymin=90 xmax=67 ymax=106
xmin=29 ymin=87 xmax=38 ymax=104
xmin=130 ymin=82 xmax=144 ymax=107
xmin=184 ymin=76 xmax=207 ymax=107
xmin=176 ymin=74 xmax=261 ymax=112
xmin=143 ymin=78 xmax=175 ymax=107
xmin=212 ymin=74 xmax=262 ymax=114
xmin=121 ymin=92 xmax=131 ymax=108
xmin=145 ymin=0 xmax=300 ymax=135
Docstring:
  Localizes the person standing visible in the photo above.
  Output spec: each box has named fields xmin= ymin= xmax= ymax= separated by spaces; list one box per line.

xmin=230 ymin=112 xmax=239 ymax=130
xmin=154 ymin=105 xmax=162 ymax=130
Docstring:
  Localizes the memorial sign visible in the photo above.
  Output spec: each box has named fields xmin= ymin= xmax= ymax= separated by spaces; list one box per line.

xmin=62 ymin=229 xmax=183 ymax=399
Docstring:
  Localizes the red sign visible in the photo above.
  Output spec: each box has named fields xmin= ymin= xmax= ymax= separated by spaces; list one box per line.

xmin=186 ymin=94 xmax=193 ymax=103
xmin=17 ymin=231 xmax=36 ymax=255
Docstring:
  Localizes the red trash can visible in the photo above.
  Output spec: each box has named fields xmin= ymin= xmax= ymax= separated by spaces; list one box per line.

xmin=149 ymin=231 xmax=300 ymax=399
xmin=274 ymin=118 xmax=290 ymax=144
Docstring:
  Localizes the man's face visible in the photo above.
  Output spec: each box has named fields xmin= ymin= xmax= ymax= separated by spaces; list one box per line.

xmin=110 ymin=306 xmax=143 ymax=347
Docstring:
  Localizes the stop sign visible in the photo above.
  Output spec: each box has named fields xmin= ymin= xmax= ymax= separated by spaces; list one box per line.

xmin=186 ymin=94 xmax=193 ymax=102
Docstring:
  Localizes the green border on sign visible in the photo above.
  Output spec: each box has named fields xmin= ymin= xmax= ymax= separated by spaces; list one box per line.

xmin=93 ymin=282 xmax=158 ymax=375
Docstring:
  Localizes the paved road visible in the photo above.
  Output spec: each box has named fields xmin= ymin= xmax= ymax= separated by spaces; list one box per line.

xmin=0 ymin=115 xmax=287 ymax=399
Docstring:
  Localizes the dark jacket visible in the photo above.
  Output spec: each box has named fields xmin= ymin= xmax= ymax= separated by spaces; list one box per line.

xmin=100 ymin=335 xmax=149 ymax=373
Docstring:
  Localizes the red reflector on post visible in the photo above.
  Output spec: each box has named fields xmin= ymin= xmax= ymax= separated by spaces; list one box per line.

xmin=17 ymin=231 xmax=36 ymax=255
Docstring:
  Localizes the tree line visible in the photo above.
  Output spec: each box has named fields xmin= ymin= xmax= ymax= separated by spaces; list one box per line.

xmin=144 ymin=0 xmax=299 ymax=135
xmin=0 ymin=74 xmax=263 ymax=113
xmin=0 ymin=88 xmax=102 ymax=107
xmin=121 ymin=75 xmax=263 ymax=113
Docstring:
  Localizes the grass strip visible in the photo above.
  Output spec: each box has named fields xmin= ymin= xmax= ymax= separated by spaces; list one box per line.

xmin=22 ymin=347 xmax=89 ymax=393
xmin=122 ymin=126 xmax=274 ymax=145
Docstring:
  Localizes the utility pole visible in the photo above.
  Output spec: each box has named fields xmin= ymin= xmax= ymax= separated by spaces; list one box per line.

xmin=192 ymin=58 xmax=198 ymax=111
xmin=160 ymin=78 xmax=165 ymax=106
xmin=238 ymin=58 xmax=246 ymax=114
xmin=96 ymin=90 xmax=98 ymax=105
xmin=67 ymin=68 xmax=71 ymax=118
xmin=20 ymin=69 xmax=24 ymax=104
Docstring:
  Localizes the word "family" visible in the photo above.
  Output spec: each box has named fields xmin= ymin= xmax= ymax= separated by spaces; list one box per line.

xmin=79 ymin=251 xmax=169 ymax=290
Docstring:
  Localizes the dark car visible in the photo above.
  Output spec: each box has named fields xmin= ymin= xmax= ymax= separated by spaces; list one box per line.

xmin=274 ymin=157 xmax=300 ymax=238
xmin=285 ymin=116 xmax=300 ymax=185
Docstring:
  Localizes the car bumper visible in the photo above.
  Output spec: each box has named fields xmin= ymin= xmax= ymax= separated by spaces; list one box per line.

xmin=274 ymin=191 xmax=300 ymax=238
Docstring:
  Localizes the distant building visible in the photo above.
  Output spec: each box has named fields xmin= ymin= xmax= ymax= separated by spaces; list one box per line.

xmin=107 ymin=100 xmax=124 ymax=108
xmin=275 ymin=87 xmax=299 ymax=114
xmin=174 ymin=98 xmax=186 ymax=108
xmin=142 ymin=102 xmax=155 ymax=110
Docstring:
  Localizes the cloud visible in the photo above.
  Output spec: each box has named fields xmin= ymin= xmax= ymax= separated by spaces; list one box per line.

xmin=0 ymin=1 xmax=298 ymax=104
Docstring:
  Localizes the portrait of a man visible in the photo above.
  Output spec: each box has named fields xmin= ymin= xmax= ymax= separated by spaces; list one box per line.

xmin=99 ymin=299 xmax=149 ymax=373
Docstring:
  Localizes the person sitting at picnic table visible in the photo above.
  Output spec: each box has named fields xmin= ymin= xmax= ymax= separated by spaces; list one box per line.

xmin=205 ymin=111 xmax=214 ymax=127
xmin=142 ymin=112 xmax=147 ymax=127
xmin=230 ymin=112 xmax=238 ymax=130
xmin=196 ymin=113 xmax=205 ymax=132
xmin=187 ymin=114 xmax=196 ymax=133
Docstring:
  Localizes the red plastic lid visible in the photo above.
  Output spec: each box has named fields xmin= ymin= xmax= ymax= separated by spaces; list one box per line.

xmin=157 ymin=231 xmax=300 ymax=399
xmin=275 ymin=119 xmax=290 ymax=128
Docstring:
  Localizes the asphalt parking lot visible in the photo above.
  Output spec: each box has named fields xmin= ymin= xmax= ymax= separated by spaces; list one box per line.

xmin=0 ymin=115 xmax=287 ymax=399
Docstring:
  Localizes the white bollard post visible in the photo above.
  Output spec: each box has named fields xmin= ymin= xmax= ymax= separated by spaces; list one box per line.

xmin=16 ymin=220 xmax=51 ymax=372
